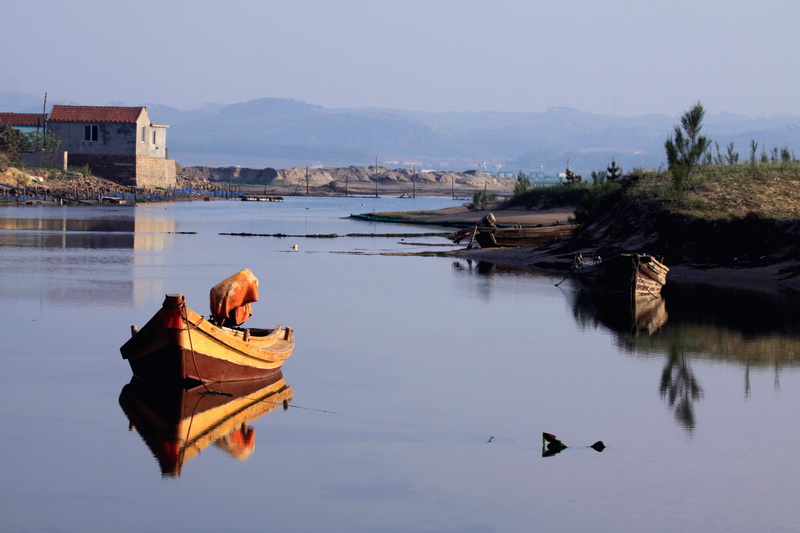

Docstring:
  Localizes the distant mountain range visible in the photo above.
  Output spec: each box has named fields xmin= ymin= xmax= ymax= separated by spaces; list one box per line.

xmin=3 ymin=92 xmax=799 ymax=176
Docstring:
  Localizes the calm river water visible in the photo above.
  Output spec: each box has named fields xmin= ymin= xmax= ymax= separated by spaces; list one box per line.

xmin=1 ymin=196 xmax=799 ymax=533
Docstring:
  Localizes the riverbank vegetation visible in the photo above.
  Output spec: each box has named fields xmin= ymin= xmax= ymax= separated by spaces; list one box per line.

xmin=504 ymin=103 xmax=800 ymax=224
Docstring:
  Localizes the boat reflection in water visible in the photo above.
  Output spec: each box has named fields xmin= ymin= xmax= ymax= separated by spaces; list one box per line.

xmin=571 ymin=290 xmax=668 ymax=337
xmin=569 ymin=281 xmax=800 ymax=432
xmin=119 ymin=372 xmax=293 ymax=477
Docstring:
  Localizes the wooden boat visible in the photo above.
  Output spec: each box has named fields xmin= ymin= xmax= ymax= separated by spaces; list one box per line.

xmin=119 ymin=372 xmax=293 ymax=477
xmin=120 ymin=269 xmax=294 ymax=383
xmin=452 ymin=223 xmax=577 ymax=248
xmin=571 ymin=253 xmax=668 ymax=297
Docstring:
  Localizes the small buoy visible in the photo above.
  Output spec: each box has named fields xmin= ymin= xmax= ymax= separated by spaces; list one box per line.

xmin=292 ymin=244 xmax=298 ymax=250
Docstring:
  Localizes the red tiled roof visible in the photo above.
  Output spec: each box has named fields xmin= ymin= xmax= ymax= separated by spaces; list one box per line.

xmin=48 ymin=105 xmax=145 ymax=123
xmin=0 ymin=112 xmax=47 ymax=127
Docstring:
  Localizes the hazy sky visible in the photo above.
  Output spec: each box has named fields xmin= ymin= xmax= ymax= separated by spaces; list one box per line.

xmin=5 ymin=0 xmax=799 ymax=117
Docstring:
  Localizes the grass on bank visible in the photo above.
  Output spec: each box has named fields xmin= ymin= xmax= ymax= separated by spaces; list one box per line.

xmin=505 ymin=161 xmax=800 ymax=222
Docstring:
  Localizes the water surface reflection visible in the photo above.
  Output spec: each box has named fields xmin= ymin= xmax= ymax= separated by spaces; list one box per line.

xmin=119 ymin=373 xmax=293 ymax=478
xmin=568 ymin=282 xmax=800 ymax=431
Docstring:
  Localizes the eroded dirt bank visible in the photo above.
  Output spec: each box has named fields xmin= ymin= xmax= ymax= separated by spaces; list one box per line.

xmin=369 ymin=200 xmax=800 ymax=290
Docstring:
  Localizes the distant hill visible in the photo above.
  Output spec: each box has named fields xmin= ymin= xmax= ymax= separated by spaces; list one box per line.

xmin=3 ymin=92 xmax=799 ymax=176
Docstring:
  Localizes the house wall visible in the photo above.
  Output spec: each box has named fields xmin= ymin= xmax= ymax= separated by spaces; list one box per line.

xmin=132 ymin=111 xmax=167 ymax=159
xmin=147 ymin=125 xmax=168 ymax=158
xmin=134 ymin=113 xmax=150 ymax=157
xmin=48 ymin=122 xmax=139 ymax=156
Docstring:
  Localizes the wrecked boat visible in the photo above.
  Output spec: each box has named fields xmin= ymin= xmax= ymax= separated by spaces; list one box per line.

xmin=452 ymin=223 xmax=577 ymax=248
xmin=451 ymin=213 xmax=576 ymax=248
xmin=571 ymin=253 xmax=669 ymax=297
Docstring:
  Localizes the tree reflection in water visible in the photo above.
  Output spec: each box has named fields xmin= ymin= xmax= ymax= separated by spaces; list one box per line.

xmin=659 ymin=344 xmax=703 ymax=432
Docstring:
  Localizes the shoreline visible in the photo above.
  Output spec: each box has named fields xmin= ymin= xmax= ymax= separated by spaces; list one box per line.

xmin=364 ymin=204 xmax=800 ymax=291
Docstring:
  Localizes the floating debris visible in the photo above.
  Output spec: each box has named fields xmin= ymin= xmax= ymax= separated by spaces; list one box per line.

xmin=542 ymin=432 xmax=605 ymax=457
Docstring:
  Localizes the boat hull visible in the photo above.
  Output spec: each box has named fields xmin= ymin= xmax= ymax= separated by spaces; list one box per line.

xmin=120 ymin=294 xmax=294 ymax=383
xmin=572 ymin=254 xmax=668 ymax=297
xmin=454 ymin=224 xmax=577 ymax=248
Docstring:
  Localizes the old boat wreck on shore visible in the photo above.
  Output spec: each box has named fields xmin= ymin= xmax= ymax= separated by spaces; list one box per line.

xmin=570 ymin=253 xmax=669 ymax=297
xmin=120 ymin=269 xmax=294 ymax=384
xmin=451 ymin=213 xmax=577 ymax=249
xmin=452 ymin=222 xmax=578 ymax=248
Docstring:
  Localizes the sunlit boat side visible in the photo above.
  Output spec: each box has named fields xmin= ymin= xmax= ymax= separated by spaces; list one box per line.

xmin=571 ymin=253 xmax=668 ymax=297
xmin=120 ymin=270 xmax=294 ymax=383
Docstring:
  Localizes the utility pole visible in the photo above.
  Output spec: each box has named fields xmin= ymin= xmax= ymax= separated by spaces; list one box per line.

xmin=305 ymin=166 xmax=309 ymax=195
xmin=374 ymin=156 xmax=379 ymax=198
xmin=41 ymin=92 xmax=47 ymax=149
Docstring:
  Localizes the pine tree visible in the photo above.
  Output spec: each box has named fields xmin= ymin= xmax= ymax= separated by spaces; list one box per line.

xmin=606 ymin=159 xmax=621 ymax=182
xmin=665 ymin=102 xmax=711 ymax=194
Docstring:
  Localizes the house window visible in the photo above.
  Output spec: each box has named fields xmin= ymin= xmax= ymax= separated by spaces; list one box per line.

xmin=141 ymin=126 xmax=146 ymax=143
xmin=84 ymin=125 xmax=98 ymax=141
xmin=152 ymin=131 xmax=157 ymax=145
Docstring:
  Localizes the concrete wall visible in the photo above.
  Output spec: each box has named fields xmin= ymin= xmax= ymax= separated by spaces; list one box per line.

xmin=146 ymin=125 xmax=168 ymax=159
xmin=134 ymin=112 xmax=149 ymax=156
xmin=20 ymin=151 xmax=67 ymax=171
xmin=133 ymin=110 xmax=167 ymax=159
xmin=48 ymin=122 xmax=139 ymax=156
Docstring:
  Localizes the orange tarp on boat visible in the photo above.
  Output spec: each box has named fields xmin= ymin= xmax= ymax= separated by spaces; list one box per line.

xmin=210 ymin=269 xmax=259 ymax=326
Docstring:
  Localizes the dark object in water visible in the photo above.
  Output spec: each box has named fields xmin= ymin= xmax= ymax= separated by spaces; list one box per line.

xmin=542 ymin=432 xmax=568 ymax=456
xmin=590 ymin=441 xmax=606 ymax=452
xmin=571 ymin=253 xmax=669 ymax=297
xmin=542 ymin=432 xmax=605 ymax=456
